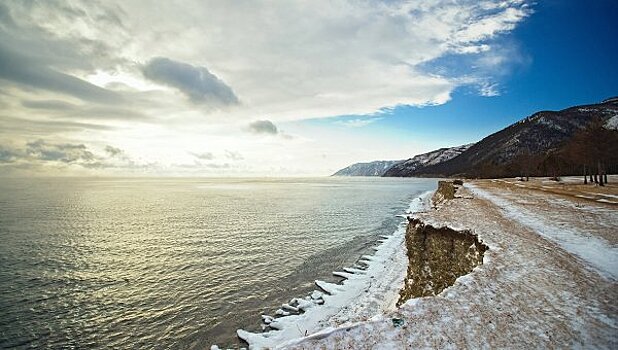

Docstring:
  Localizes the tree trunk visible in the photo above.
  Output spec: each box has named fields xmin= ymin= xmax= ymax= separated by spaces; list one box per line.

xmin=584 ymin=165 xmax=587 ymax=184
xmin=603 ymin=163 xmax=608 ymax=184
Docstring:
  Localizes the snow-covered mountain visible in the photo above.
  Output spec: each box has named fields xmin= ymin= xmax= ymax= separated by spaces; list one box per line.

xmin=333 ymin=144 xmax=474 ymax=177
xmin=332 ymin=160 xmax=402 ymax=176
xmin=381 ymin=144 xmax=474 ymax=177
xmin=334 ymin=98 xmax=618 ymax=179
xmin=411 ymin=97 xmax=618 ymax=178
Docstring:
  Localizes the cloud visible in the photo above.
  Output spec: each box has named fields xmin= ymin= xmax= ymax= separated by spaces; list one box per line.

xmin=203 ymin=162 xmax=230 ymax=169
xmin=142 ymin=57 xmax=239 ymax=106
xmin=20 ymin=99 xmax=148 ymax=120
xmin=0 ymin=0 xmax=532 ymax=124
xmin=7 ymin=139 xmax=107 ymax=170
xmin=0 ymin=116 xmax=113 ymax=138
xmin=0 ymin=42 xmax=123 ymax=104
xmin=247 ymin=120 xmax=278 ymax=135
xmin=0 ymin=140 xmax=148 ymax=173
xmin=335 ymin=117 xmax=383 ymax=128
xmin=25 ymin=140 xmax=96 ymax=163
xmin=0 ymin=145 xmax=22 ymax=163
xmin=478 ymin=82 xmax=500 ymax=97
xmin=224 ymin=150 xmax=243 ymax=161
xmin=21 ymin=99 xmax=78 ymax=111
xmin=104 ymin=145 xmax=124 ymax=157
xmin=191 ymin=151 xmax=215 ymax=160
xmin=0 ymin=1 xmax=534 ymax=176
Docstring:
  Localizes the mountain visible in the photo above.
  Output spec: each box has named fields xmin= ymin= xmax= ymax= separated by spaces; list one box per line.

xmin=332 ymin=160 xmax=402 ymax=176
xmin=407 ymin=97 xmax=618 ymax=178
xmin=333 ymin=143 xmax=474 ymax=177
xmin=382 ymin=144 xmax=474 ymax=177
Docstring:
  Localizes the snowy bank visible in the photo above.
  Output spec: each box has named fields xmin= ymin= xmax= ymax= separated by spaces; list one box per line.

xmin=236 ymin=191 xmax=434 ymax=349
xmin=281 ymin=181 xmax=617 ymax=349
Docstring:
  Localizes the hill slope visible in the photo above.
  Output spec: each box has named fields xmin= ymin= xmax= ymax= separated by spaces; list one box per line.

xmin=407 ymin=98 xmax=618 ymax=178
xmin=332 ymin=160 xmax=402 ymax=176
xmin=382 ymin=144 xmax=473 ymax=177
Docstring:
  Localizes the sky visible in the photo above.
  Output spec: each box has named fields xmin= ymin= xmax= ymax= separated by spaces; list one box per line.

xmin=0 ymin=0 xmax=616 ymax=177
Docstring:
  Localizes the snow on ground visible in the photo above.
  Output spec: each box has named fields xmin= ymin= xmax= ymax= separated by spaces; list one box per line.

xmin=605 ymin=115 xmax=618 ymax=130
xmin=281 ymin=181 xmax=617 ymax=349
xmin=235 ymin=191 xmax=433 ymax=349
xmin=468 ymin=184 xmax=618 ymax=280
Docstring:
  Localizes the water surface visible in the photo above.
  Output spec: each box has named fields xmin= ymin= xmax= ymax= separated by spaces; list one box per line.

xmin=0 ymin=177 xmax=436 ymax=348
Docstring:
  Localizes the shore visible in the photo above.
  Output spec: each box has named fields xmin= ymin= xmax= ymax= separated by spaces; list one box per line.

xmin=275 ymin=177 xmax=618 ymax=349
xmin=234 ymin=190 xmax=435 ymax=349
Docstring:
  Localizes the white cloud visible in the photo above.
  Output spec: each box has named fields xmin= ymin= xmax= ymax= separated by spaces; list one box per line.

xmin=0 ymin=0 xmax=532 ymax=175
xmin=478 ymin=82 xmax=501 ymax=97
xmin=335 ymin=118 xmax=383 ymax=128
xmin=4 ymin=0 xmax=530 ymax=119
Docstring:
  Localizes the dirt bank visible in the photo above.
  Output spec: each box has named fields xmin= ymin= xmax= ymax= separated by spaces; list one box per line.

xmin=398 ymin=218 xmax=487 ymax=304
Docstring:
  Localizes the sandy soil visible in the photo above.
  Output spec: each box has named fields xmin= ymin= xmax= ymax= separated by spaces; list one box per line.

xmin=282 ymin=179 xmax=617 ymax=349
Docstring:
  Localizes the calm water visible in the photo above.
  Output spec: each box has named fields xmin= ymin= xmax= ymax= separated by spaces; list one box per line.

xmin=0 ymin=177 xmax=436 ymax=349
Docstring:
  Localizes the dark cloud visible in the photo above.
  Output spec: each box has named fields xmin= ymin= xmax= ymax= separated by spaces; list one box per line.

xmin=21 ymin=99 xmax=78 ymax=111
xmin=224 ymin=150 xmax=244 ymax=161
xmin=0 ymin=43 xmax=123 ymax=104
xmin=175 ymin=161 xmax=232 ymax=170
xmin=0 ymin=116 xmax=113 ymax=136
xmin=0 ymin=1 xmax=130 ymax=112
xmin=248 ymin=120 xmax=278 ymax=135
xmin=0 ymin=140 xmax=149 ymax=173
xmin=20 ymin=99 xmax=149 ymax=121
xmin=142 ymin=57 xmax=239 ymax=106
xmin=0 ymin=145 xmax=22 ymax=163
xmin=26 ymin=140 xmax=96 ymax=163
xmin=191 ymin=152 xmax=215 ymax=160
xmin=0 ymin=3 xmax=16 ymax=29
xmin=203 ymin=163 xmax=230 ymax=169
xmin=51 ymin=1 xmax=127 ymax=29
xmin=104 ymin=145 xmax=124 ymax=157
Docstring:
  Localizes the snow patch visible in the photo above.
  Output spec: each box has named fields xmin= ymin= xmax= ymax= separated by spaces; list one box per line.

xmin=605 ymin=115 xmax=618 ymax=130
xmin=469 ymin=184 xmax=618 ymax=280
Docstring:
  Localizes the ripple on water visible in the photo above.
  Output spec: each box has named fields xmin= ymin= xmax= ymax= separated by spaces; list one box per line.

xmin=0 ymin=177 xmax=437 ymax=348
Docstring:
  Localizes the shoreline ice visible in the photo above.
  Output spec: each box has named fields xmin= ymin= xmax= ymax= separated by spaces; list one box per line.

xmin=235 ymin=190 xmax=434 ymax=349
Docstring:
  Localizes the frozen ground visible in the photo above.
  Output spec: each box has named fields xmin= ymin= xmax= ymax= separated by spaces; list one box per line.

xmin=470 ymin=183 xmax=617 ymax=280
xmin=279 ymin=180 xmax=617 ymax=349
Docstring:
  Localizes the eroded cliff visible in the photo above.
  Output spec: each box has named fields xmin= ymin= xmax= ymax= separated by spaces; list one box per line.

xmin=398 ymin=218 xmax=487 ymax=305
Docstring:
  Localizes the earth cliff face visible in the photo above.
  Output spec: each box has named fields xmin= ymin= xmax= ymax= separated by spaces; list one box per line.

xmin=398 ymin=218 xmax=487 ymax=305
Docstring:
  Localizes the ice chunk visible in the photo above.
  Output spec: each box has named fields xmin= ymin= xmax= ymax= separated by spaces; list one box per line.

xmin=315 ymin=280 xmax=341 ymax=295
xmin=275 ymin=309 xmax=290 ymax=316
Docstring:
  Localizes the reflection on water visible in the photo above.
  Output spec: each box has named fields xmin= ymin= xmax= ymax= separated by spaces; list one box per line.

xmin=0 ymin=177 xmax=436 ymax=348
